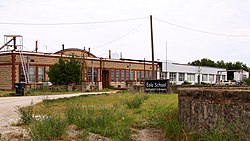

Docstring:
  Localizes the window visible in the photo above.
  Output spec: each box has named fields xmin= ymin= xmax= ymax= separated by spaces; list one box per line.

xmin=87 ymin=68 xmax=92 ymax=81
xmin=169 ymin=72 xmax=176 ymax=81
xmin=29 ymin=66 xmax=36 ymax=82
xmin=121 ymin=70 xmax=125 ymax=82
xmin=209 ymin=74 xmax=214 ymax=82
xmin=150 ymin=72 xmax=153 ymax=80
xmin=179 ymin=73 xmax=185 ymax=81
xmin=94 ymin=68 xmax=98 ymax=82
xmin=222 ymin=75 xmax=226 ymax=81
xmin=87 ymin=68 xmax=98 ymax=82
xmin=111 ymin=70 xmax=115 ymax=82
xmin=161 ymin=72 xmax=167 ymax=79
xmin=145 ymin=71 xmax=148 ymax=80
xmin=202 ymin=74 xmax=208 ymax=81
xmin=141 ymin=71 xmax=144 ymax=80
xmin=38 ymin=66 xmax=44 ymax=82
xmin=187 ymin=73 xmax=195 ymax=81
xmin=243 ymin=74 xmax=247 ymax=79
xmin=216 ymin=75 xmax=220 ymax=82
xmin=116 ymin=70 xmax=120 ymax=82
xmin=137 ymin=71 xmax=141 ymax=81
xmin=126 ymin=70 xmax=129 ymax=81
xmin=130 ymin=70 xmax=134 ymax=80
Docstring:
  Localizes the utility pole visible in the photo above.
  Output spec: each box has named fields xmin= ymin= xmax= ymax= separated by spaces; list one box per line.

xmin=144 ymin=58 xmax=146 ymax=80
xmin=150 ymin=15 xmax=155 ymax=80
xmin=166 ymin=42 xmax=168 ymax=79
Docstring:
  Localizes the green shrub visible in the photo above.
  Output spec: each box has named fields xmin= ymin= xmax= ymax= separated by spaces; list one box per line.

xmin=122 ymin=95 xmax=149 ymax=109
xmin=30 ymin=115 xmax=67 ymax=141
xmin=15 ymin=103 xmax=34 ymax=124
xmin=24 ymin=91 xmax=31 ymax=96
xmin=183 ymin=81 xmax=191 ymax=85
xmin=243 ymin=77 xmax=250 ymax=85
xmin=5 ymin=92 xmax=16 ymax=96
xmin=117 ymin=90 xmax=129 ymax=94
xmin=108 ymin=85 xmax=115 ymax=89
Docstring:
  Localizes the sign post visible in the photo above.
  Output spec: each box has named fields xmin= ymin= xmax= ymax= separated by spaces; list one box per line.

xmin=144 ymin=79 xmax=170 ymax=93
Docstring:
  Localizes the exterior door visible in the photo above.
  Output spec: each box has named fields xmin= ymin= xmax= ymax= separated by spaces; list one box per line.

xmin=102 ymin=70 xmax=110 ymax=88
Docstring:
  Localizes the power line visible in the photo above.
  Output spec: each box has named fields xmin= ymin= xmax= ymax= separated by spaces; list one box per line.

xmin=0 ymin=17 xmax=148 ymax=26
xmin=154 ymin=17 xmax=250 ymax=37
xmin=93 ymin=20 xmax=147 ymax=49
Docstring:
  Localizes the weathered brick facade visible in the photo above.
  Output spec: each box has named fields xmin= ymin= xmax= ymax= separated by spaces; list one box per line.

xmin=0 ymin=48 xmax=158 ymax=90
xmin=0 ymin=65 xmax=12 ymax=90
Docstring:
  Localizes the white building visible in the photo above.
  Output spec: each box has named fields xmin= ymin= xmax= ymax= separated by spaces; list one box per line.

xmin=227 ymin=69 xmax=249 ymax=81
xmin=159 ymin=61 xmax=227 ymax=85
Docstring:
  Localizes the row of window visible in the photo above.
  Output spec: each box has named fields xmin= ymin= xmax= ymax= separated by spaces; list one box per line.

xmin=20 ymin=66 xmax=45 ymax=82
xmin=168 ymin=72 xmax=226 ymax=82
xmin=111 ymin=70 xmax=153 ymax=82
xmin=19 ymin=66 xmax=155 ymax=83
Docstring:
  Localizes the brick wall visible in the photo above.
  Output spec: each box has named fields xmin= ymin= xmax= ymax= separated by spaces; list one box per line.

xmin=0 ymin=65 xmax=12 ymax=90
xmin=178 ymin=87 xmax=250 ymax=137
xmin=16 ymin=55 xmax=59 ymax=65
xmin=0 ymin=55 xmax=12 ymax=63
xmin=0 ymin=54 xmax=13 ymax=90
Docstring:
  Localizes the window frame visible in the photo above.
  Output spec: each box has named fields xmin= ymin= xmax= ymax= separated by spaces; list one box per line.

xmin=178 ymin=73 xmax=185 ymax=81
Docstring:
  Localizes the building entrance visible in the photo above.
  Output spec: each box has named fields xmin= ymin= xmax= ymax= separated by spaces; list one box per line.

xmin=102 ymin=70 xmax=110 ymax=88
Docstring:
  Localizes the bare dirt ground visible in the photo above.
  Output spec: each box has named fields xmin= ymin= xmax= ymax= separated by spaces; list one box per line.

xmin=133 ymin=128 xmax=167 ymax=141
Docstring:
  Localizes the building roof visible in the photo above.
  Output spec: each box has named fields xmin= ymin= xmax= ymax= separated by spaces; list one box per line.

xmin=54 ymin=48 xmax=97 ymax=58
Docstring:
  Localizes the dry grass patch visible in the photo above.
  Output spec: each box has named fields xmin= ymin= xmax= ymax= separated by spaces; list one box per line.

xmin=25 ymin=93 xmax=179 ymax=140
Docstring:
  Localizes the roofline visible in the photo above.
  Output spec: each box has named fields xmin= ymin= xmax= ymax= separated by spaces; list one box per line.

xmin=120 ymin=58 xmax=160 ymax=64
xmin=167 ymin=62 xmax=226 ymax=69
xmin=54 ymin=48 xmax=97 ymax=57
xmin=0 ymin=51 xmax=155 ymax=65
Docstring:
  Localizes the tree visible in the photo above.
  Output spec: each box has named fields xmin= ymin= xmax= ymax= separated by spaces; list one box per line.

xmin=188 ymin=58 xmax=216 ymax=67
xmin=189 ymin=58 xmax=250 ymax=72
xmin=47 ymin=56 xmax=81 ymax=85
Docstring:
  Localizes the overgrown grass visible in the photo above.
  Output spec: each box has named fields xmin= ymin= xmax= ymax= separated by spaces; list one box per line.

xmin=29 ymin=93 xmax=178 ymax=140
xmin=17 ymin=93 xmax=247 ymax=140
xmin=122 ymin=94 xmax=149 ymax=109
xmin=15 ymin=103 xmax=34 ymax=125
xmin=65 ymin=105 xmax=132 ymax=140
xmin=147 ymin=102 xmax=186 ymax=140
xmin=0 ymin=90 xmax=15 ymax=97
xmin=200 ymin=119 xmax=246 ymax=141
xmin=30 ymin=115 xmax=67 ymax=141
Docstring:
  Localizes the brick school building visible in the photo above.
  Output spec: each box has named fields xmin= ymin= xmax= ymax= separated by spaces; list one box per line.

xmin=0 ymin=48 xmax=158 ymax=90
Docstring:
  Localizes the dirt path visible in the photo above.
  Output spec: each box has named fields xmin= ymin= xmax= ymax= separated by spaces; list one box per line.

xmin=133 ymin=128 xmax=167 ymax=141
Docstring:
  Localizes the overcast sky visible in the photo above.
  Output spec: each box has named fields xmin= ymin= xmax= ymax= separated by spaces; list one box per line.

xmin=1 ymin=0 xmax=250 ymax=66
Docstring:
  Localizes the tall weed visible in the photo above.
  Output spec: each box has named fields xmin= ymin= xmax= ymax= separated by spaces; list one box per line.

xmin=202 ymin=119 xmax=246 ymax=141
xmin=15 ymin=103 xmax=34 ymax=124
xmin=147 ymin=102 xmax=185 ymax=140
xmin=30 ymin=115 xmax=67 ymax=141
xmin=122 ymin=94 xmax=149 ymax=109
xmin=65 ymin=105 xmax=132 ymax=140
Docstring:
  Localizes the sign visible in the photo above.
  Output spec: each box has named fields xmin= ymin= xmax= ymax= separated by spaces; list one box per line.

xmin=144 ymin=79 xmax=169 ymax=93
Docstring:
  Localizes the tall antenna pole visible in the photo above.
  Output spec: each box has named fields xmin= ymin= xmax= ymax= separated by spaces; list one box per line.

xmin=150 ymin=15 xmax=155 ymax=80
